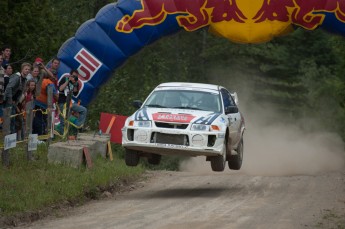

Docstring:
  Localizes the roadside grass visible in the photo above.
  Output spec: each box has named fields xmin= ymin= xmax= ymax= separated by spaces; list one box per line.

xmin=0 ymin=142 xmax=145 ymax=217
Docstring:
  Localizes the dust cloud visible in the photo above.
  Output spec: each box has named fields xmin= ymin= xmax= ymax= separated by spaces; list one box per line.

xmin=180 ymin=105 xmax=345 ymax=176
xmin=180 ymin=65 xmax=345 ymax=176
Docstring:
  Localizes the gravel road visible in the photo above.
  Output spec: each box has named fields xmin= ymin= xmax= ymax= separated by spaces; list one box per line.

xmin=19 ymin=169 xmax=345 ymax=229
xmin=18 ymin=105 xmax=345 ymax=229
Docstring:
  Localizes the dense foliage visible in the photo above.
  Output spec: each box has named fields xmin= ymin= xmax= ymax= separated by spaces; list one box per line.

xmin=1 ymin=1 xmax=345 ymax=140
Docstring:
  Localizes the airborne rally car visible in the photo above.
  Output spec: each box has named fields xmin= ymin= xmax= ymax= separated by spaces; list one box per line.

xmin=122 ymin=82 xmax=245 ymax=172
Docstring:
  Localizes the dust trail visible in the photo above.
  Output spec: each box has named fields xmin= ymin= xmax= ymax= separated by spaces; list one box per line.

xmin=180 ymin=66 xmax=345 ymax=175
xmin=240 ymin=118 xmax=345 ymax=176
xmin=180 ymin=106 xmax=345 ymax=176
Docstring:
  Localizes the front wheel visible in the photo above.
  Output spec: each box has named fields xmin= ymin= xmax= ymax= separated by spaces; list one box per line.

xmin=125 ymin=148 xmax=140 ymax=166
xmin=210 ymin=142 xmax=226 ymax=172
xmin=228 ymin=138 xmax=243 ymax=170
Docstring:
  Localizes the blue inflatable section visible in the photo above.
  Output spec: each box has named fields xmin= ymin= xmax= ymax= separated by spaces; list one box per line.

xmin=56 ymin=0 xmax=182 ymax=106
xmin=56 ymin=0 xmax=345 ymax=106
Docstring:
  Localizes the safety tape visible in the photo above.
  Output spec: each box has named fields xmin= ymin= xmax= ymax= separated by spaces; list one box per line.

xmin=8 ymin=108 xmax=49 ymax=118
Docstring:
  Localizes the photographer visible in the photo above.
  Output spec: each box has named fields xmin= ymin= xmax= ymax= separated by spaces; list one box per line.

xmin=58 ymin=69 xmax=87 ymax=134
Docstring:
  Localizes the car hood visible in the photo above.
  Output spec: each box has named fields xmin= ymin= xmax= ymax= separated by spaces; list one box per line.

xmin=132 ymin=107 xmax=222 ymax=125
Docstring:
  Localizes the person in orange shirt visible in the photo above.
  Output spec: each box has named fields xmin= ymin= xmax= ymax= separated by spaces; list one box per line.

xmin=32 ymin=74 xmax=59 ymax=135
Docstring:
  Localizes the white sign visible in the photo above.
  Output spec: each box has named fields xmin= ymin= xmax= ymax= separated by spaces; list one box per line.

xmin=4 ymin=133 xmax=17 ymax=150
xmin=28 ymin=134 xmax=38 ymax=151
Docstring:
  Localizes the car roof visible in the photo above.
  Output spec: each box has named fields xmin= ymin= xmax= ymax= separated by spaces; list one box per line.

xmin=156 ymin=82 xmax=220 ymax=92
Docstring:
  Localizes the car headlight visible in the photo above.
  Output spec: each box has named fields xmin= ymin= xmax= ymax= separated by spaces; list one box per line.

xmin=134 ymin=120 xmax=152 ymax=128
xmin=191 ymin=124 xmax=209 ymax=131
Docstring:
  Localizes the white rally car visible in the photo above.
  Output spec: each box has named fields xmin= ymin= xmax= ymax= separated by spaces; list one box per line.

xmin=122 ymin=82 xmax=245 ymax=172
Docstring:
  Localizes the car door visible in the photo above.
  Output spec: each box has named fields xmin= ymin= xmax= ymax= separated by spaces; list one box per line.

xmin=221 ymin=88 xmax=241 ymax=145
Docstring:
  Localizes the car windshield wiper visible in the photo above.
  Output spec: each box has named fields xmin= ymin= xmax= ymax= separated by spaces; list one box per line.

xmin=145 ymin=104 xmax=167 ymax=108
xmin=173 ymin=106 xmax=203 ymax=110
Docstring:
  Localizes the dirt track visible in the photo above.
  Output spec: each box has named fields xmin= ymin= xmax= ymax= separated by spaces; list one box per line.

xmin=19 ymin=169 xmax=345 ymax=229
xmin=17 ymin=106 xmax=345 ymax=229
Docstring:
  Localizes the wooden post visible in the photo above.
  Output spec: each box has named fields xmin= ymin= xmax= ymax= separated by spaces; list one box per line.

xmin=83 ymin=147 xmax=93 ymax=168
xmin=2 ymin=107 xmax=12 ymax=167
xmin=107 ymin=141 xmax=113 ymax=161
xmin=25 ymin=101 xmax=34 ymax=160
xmin=47 ymin=87 xmax=53 ymax=144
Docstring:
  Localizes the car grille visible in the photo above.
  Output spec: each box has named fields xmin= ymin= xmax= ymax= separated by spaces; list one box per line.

xmin=155 ymin=122 xmax=189 ymax=129
xmin=151 ymin=132 xmax=189 ymax=146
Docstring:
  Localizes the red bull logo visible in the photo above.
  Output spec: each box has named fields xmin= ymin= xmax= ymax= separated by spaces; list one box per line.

xmin=116 ymin=0 xmax=246 ymax=32
xmin=254 ymin=0 xmax=345 ymax=30
xmin=116 ymin=0 xmax=345 ymax=43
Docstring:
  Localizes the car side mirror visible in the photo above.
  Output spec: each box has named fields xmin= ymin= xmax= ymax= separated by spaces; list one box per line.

xmin=225 ymin=106 xmax=238 ymax=114
xmin=132 ymin=100 xmax=142 ymax=108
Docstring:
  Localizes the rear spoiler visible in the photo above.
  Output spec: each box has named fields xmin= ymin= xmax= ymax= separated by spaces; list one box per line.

xmin=230 ymin=92 xmax=239 ymax=105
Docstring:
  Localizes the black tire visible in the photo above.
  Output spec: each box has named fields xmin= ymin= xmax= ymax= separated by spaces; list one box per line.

xmin=147 ymin=154 xmax=162 ymax=165
xmin=125 ymin=148 xmax=139 ymax=166
xmin=228 ymin=138 xmax=243 ymax=170
xmin=210 ymin=142 xmax=226 ymax=172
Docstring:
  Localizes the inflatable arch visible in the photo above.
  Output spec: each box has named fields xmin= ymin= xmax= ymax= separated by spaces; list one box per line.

xmin=56 ymin=0 xmax=345 ymax=106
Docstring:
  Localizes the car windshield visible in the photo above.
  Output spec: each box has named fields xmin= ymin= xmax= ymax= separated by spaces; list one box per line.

xmin=144 ymin=90 xmax=222 ymax=113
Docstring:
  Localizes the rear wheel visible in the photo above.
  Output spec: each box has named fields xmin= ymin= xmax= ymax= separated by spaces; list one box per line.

xmin=125 ymin=148 xmax=140 ymax=166
xmin=147 ymin=153 xmax=162 ymax=165
xmin=228 ymin=138 xmax=243 ymax=170
xmin=210 ymin=142 xmax=226 ymax=172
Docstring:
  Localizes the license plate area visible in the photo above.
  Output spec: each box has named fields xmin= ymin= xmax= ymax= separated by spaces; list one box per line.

xmin=151 ymin=132 xmax=189 ymax=146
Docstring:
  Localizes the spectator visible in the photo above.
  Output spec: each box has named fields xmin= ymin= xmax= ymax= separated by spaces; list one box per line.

xmin=15 ymin=80 xmax=36 ymax=140
xmin=31 ymin=57 xmax=51 ymax=97
xmin=32 ymin=73 xmax=58 ymax=135
xmin=24 ymin=79 xmax=36 ymax=106
xmin=4 ymin=62 xmax=31 ymax=133
xmin=1 ymin=45 xmax=11 ymax=68
xmin=4 ymin=64 xmax=13 ymax=90
xmin=4 ymin=62 xmax=31 ymax=106
xmin=0 ymin=55 xmax=5 ymax=125
xmin=15 ymin=94 xmax=25 ymax=140
xmin=0 ymin=55 xmax=5 ymax=101
xmin=27 ymin=66 xmax=40 ymax=83
xmin=0 ymin=55 xmax=5 ymax=97
xmin=58 ymin=69 xmax=87 ymax=134
xmin=48 ymin=57 xmax=60 ymax=87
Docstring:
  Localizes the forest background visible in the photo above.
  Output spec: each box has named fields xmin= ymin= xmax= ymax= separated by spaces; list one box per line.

xmin=1 ymin=0 xmax=345 ymax=142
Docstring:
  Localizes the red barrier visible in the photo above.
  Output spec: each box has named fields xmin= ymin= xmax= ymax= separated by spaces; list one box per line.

xmin=99 ymin=113 xmax=127 ymax=144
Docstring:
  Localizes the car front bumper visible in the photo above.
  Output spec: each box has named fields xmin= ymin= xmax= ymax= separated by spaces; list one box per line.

xmin=122 ymin=126 xmax=226 ymax=157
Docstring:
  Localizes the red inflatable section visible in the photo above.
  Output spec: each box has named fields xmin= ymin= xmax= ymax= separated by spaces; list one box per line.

xmin=99 ymin=113 xmax=128 ymax=144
